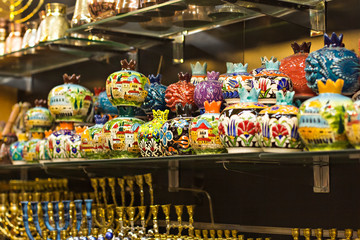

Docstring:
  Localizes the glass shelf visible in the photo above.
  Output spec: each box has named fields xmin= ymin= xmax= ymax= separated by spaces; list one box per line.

xmin=0 ymin=149 xmax=359 ymax=171
xmin=0 ymin=37 xmax=133 ymax=77
xmin=67 ymin=0 xmax=324 ymax=39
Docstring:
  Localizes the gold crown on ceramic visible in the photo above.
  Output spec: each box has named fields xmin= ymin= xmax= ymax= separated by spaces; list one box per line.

xmin=317 ymin=79 xmax=344 ymax=94
xmin=75 ymin=126 xmax=87 ymax=135
xmin=152 ymin=109 xmax=169 ymax=121
xmin=44 ymin=130 xmax=53 ymax=138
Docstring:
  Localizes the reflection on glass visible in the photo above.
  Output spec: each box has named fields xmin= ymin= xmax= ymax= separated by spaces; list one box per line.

xmin=173 ymin=5 xmax=213 ymax=28
xmin=88 ymin=0 xmax=117 ymax=20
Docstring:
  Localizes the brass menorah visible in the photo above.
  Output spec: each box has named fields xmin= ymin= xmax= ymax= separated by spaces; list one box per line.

xmin=161 ymin=204 xmax=195 ymax=237
xmin=2 ymin=0 xmax=44 ymax=23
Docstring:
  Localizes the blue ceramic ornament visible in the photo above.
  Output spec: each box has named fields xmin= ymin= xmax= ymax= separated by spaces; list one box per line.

xmin=95 ymin=91 xmax=118 ymax=116
xmin=141 ymin=74 xmax=167 ymax=115
xmin=305 ymin=32 xmax=360 ymax=95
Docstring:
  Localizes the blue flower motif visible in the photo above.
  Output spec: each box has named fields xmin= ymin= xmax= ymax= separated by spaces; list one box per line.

xmin=291 ymin=124 xmax=299 ymax=140
xmin=72 ymin=147 xmax=77 ymax=154
xmin=175 ymin=119 xmax=188 ymax=128
xmin=277 ymin=78 xmax=289 ymax=91
xmin=160 ymin=122 xmax=173 ymax=146
xmin=262 ymin=122 xmax=270 ymax=139
xmin=271 ymin=106 xmax=280 ymax=111
xmin=56 ymin=140 xmax=60 ymax=145
xmin=227 ymin=119 xmax=237 ymax=137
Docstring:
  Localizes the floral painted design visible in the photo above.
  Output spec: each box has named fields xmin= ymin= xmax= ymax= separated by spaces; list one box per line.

xmin=277 ymin=78 xmax=290 ymax=93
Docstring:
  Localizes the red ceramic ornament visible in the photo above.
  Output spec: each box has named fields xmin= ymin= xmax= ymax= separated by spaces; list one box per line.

xmin=165 ymin=72 xmax=196 ymax=112
xmin=280 ymin=42 xmax=315 ymax=99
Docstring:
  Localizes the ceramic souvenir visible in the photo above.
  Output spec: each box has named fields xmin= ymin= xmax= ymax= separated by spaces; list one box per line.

xmin=141 ymin=74 xmax=167 ymax=115
xmin=106 ymin=59 xmax=150 ymax=108
xmin=46 ymin=122 xmax=76 ymax=161
xmin=165 ymin=72 xmax=196 ymax=113
xmin=24 ymin=99 xmax=53 ymax=133
xmin=252 ymin=58 xmax=293 ymax=105
xmin=251 ymin=56 xmax=276 ymax=75
xmin=345 ymin=99 xmax=360 ymax=149
xmin=102 ymin=107 xmax=144 ymax=159
xmin=190 ymin=101 xmax=225 ymax=154
xmin=93 ymin=87 xmax=105 ymax=114
xmin=9 ymin=133 xmax=28 ymax=164
xmin=280 ymin=42 xmax=315 ymax=99
xmin=160 ymin=104 xmax=194 ymax=155
xmin=23 ymin=132 xmax=44 ymax=163
xmin=95 ymin=90 xmax=118 ymax=116
xmin=219 ymin=62 xmax=235 ymax=82
xmin=218 ymin=88 xmax=266 ymax=153
xmin=36 ymin=130 xmax=52 ymax=162
xmin=305 ymin=33 xmax=360 ymax=95
xmin=48 ymin=74 xmax=94 ymax=123
xmin=257 ymin=91 xmax=302 ymax=152
xmin=298 ymin=79 xmax=353 ymax=151
xmin=194 ymin=71 xmax=223 ymax=111
xmin=222 ymin=63 xmax=253 ymax=105
xmin=190 ymin=62 xmax=207 ymax=86
xmin=138 ymin=109 xmax=169 ymax=157
xmin=65 ymin=127 xmax=85 ymax=160
xmin=81 ymin=115 xmax=109 ymax=159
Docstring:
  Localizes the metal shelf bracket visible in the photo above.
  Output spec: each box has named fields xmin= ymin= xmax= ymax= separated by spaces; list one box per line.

xmin=313 ymin=155 xmax=329 ymax=193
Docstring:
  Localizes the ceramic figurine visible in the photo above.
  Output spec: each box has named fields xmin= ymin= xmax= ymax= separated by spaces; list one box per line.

xmin=190 ymin=101 xmax=225 ymax=154
xmin=65 ymin=126 xmax=86 ymax=160
xmin=165 ymin=72 xmax=196 ymax=113
xmin=218 ymin=88 xmax=266 ymax=153
xmin=190 ymin=62 xmax=207 ymax=85
xmin=48 ymin=74 xmax=94 ymax=123
xmin=305 ymin=32 xmax=360 ymax=95
xmin=81 ymin=115 xmax=109 ymax=159
xmin=106 ymin=59 xmax=150 ymax=108
xmin=138 ymin=109 xmax=169 ymax=157
xmin=102 ymin=107 xmax=144 ymax=158
xmin=46 ymin=122 xmax=76 ymax=161
xmin=280 ymin=42 xmax=315 ymax=99
xmin=222 ymin=63 xmax=253 ymax=105
xmin=194 ymin=71 xmax=223 ymax=111
xmin=24 ymin=99 xmax=53 ymax=133
xmin=160 ymin=103 xmax=194 ymax=155
xmin=345 ymin=99 xmax=360 ymax=149
xmin=95 ymin=90 xmax=118 ymax=116
xmin=141 ymin=74 xmax=167 ymax=116
xmin=298 ymin=79 xmax=353 ymax=151
xmin=252 ymin=58 xmax=293 ymax=105
xmin=251 ymin=56 xmax=276 ymax=75
xmin=36 ymin=130 xmax=52 ymax=162
xmin=23 ymin=132 xmax=44 ymax=163
xmin=9 ymin=133 xmax=28 ymax=164
xmin=257 ymin=91 xmax=302 ymax=152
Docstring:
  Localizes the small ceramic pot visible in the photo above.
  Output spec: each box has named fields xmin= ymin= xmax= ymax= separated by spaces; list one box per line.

xmin=65 ymin=127 xmax=86 ymax=160
xmin=25 ymin=99 xmax=53 ymax=133
xmin=48 ymin=74 xmax=94 ymax=123
xmin=345 ymin=99 xmax=360 ymax=149
xmin=23 ymin=132 xmax=44 ymax=163
xmin=81 ymin=115 xmax=109 ymax=159
xmin=222 ymin=63 xmax=253 ymax=105
xmin=298 ymin=79 xmax=353 ymax=151
xmin=280 ymin=42 xmax=315 ymax=99
xmin=141 ymin=74 xmax=167 ymax=115
xmin=218 ymin=88 xmax=266 ymax=153
xmin=138 ymin=109 xmax=169 ymax=157
xmin=190 ymin=101 xmax=225 ymax=154
xmin=165 ymin=72 xmax=196 ymax=113
xmin=190 ymin=62 xmax=207 ymax=86
xmin=305 ymin=33 xmax=360 ymax=95
xmin=106 ymin=59 xmax=150 ymax=108
xmin=194 ymin=71 xmax=223 ymax=111
xmin=9 ymin=133 xmax=28 ymax=164
xmin=36 ymin=130 xmax=52 ymax=162
xmin=46 ymin=122 xmax=76 ymax=161
xmin=102 ymin=107 xmax=144 ymax=158
xmin=251 ymin=56 xmax=276 ymax=76
xmin=160 ymin=104 xmax=194 ymax=155
xmin=257 ymin=91 xmax=303 ymax=152
xmin=252 ymin=58 xmax=293 ymax=105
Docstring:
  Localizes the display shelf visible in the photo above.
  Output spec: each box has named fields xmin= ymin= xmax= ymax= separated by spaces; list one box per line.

xmin=67 ymin=0 xmax=324 ymax=39
xmin=0 ymin=37 xmax=133 ymax=77
xmin=1 ymin=149 xmax=359 ymax=171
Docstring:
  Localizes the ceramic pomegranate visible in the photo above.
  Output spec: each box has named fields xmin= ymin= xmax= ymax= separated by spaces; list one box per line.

xmin=165 ymin=72 xmax=196 ymax=113
xmin=141 ymin=74 xmax=167 ymax=115
xmin=190 ymin=62 xmax=207 ymax=86
xmin=305 ymin=32 xmax=360 ymax=95
xmin=280 ymin=42 xmax=315 ymax=99
xmin=194 ymin=71 xmax=223 ymax=111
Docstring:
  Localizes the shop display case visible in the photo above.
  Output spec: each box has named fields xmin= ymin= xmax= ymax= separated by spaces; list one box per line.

xmin=0 ymin=1 xmax=360 ymax=240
